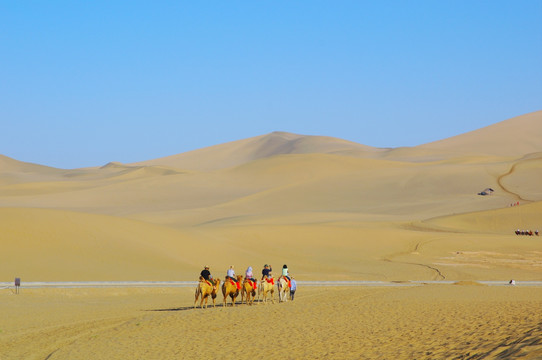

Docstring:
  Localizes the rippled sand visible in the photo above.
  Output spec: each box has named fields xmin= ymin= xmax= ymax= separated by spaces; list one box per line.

xmin=1 ymin=284 xmax=541 ymax=360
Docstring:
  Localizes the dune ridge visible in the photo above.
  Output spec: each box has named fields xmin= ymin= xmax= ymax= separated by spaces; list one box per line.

xmin=419 ymin=110 xmax=542 ymax=157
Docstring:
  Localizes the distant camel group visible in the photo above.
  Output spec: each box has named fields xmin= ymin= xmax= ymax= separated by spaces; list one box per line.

xmin=194 ymin=275 xmax=291 ymax=309
xmin=515 ymin=229 xmax=539 ymax=236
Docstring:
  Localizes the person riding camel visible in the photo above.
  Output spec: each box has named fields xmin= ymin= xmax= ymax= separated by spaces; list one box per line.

xmin=261 ymin=264 xmax=272 ymax=279
xmin=226 ymin=265 xmax=241 ymax=290
xmin=245 ymin=266 xmax=256 ymax=282
xmin=279 ymin=264 xmax=292 ymax=288
xmin=226 ymin=265 xmax=235 ymax=279
xmin=245 ymin=266 xmax=257 ymax=290
xmin=200 ymin=265 xmax=216 ymax=288
xmin=280 ymin=264 xmax=291 ymax=281
xmin=261 ymin=264 xmax=274 ymax=284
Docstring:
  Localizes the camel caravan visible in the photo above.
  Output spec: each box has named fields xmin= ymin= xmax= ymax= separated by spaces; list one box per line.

xmin=194 ymin=264 xmax=297 ymax=309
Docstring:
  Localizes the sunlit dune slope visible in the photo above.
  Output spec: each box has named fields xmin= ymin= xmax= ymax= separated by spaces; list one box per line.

xmin=0 ymin=152 xmax=520 ymax=226
xmin=133 ymin=131 xmax=378 ymax=171
xmin=498 ymin=153 xmax=542 ymax=201
xmin=0 ymin=155 xmax=66 ymax=185
xmin=422 ymin=201 xmax=542 ymax=234
xmin=0 ymin=207 xmax=209 ymax=281
xmin=418 ymin=110 xmax=542 ymax=157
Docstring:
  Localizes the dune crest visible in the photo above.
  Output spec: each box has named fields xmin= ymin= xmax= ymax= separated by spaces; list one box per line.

xmin=133 ymin=131 xmax=379 ymax=171
xmin=418 ymin=110 xmax=542 ymax=157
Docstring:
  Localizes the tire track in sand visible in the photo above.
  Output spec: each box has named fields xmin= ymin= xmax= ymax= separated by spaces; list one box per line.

xmin=382 ymin=240 xmax=446 ymax=281
xmin=496 ymin=160 xmax=536 ymax=203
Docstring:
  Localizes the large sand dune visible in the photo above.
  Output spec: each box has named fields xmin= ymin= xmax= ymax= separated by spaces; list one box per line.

xmin=134 ymin=131 xmax=379 ymax=171
xmin=419 ymin=110 xmax=542 ymax=157
xmin=0 ymin=112 xmax=541 ymax=281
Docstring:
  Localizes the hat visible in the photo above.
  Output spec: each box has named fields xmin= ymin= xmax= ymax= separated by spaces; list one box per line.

xmin=264 ymin=264 xmax=269 ymax=267
xmin=204 ymin=265 xmax=209 ymax=269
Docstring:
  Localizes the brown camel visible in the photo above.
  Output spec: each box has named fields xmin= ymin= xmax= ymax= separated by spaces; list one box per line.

xmin=258 ymin=277 xmax=275 ymax=304
xmin=278 ymin=277 xmax=289 ymax=302
xmin=194 ymin=277 xmax=221 ymax=309
xmin=241 ymin=278 xmax=258 ymax=305
xmin=222 ymin=275 xmax=243 ymax=307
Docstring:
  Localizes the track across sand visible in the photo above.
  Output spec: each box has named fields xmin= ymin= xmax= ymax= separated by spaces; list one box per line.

xmin=2 ymin=280 xmax=542 ymax=289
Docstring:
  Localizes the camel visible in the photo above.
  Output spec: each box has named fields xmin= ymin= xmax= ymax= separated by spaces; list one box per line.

xmin=194 ymin=277 xmax=221 ymax=309
xmin=278 ymin=277 xmax=290 ymax=302
xmin=241 ymin=278 xmax=258 ymax=305
xmin=258 ymin=277 xmax=275 ymax=304
xmin=222 ymin=275 xmax=243 ymax=307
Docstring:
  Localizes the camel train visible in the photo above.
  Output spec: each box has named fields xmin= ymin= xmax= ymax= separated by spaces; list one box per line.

xmin=194 ymin=265 xmax=294 ymax=308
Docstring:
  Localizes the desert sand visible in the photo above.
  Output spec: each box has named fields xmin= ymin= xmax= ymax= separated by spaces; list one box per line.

xmin=1 ymin=285 xmax=541 ymax=360
xmin=1 ymin=110 xmax=542 ymax=358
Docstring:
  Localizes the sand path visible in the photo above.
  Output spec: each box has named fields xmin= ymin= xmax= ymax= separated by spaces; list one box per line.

xmin=382 ymin=238 xmax=447 ymax=280
xmin=496 ymin=158 xmax=538 ymax=203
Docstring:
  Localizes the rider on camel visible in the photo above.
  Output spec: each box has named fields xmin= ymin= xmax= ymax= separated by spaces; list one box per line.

xmin=245 ymin=266 xmax=257 ymax=289
xmin=227 ymin=265 xmax=240 ymax=282
xmin=245 ymin=266 xmax=256 ymax=282
xmin=200 ymin=265 xmax=216 ymax=288
xmin=280 ymin=264 xmax=291 ymax=282
xmin=261 ymin=264 xmax=273 ymax=280
xmin=226 ymin=265 xmax=241 ymax=289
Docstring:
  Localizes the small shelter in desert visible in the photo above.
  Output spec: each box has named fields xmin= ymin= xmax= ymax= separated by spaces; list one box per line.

xmin=478 ymin=188 xmax=494 ymax=196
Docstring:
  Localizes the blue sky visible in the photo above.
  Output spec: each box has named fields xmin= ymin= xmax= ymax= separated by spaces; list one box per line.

xmin=1 ymin=1 xmax=541 ymax=169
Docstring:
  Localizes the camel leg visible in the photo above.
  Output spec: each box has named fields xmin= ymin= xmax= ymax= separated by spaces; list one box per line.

xmin=201 ymin=292 xmax=209 ymax=309
xmin=194 ymin=287 xmax=200 ymax=308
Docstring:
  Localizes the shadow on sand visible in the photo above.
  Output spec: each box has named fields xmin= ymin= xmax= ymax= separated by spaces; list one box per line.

xmin=147 ymin=299 xmax=272 ymax=312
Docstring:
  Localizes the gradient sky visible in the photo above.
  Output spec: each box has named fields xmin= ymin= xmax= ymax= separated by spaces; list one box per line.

xmin=1 ymin=1 xmax=541 ymax=169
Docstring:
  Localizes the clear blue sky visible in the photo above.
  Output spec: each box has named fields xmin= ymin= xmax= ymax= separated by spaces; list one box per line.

xmin=1 ymin=1 xmax=541 ymax=169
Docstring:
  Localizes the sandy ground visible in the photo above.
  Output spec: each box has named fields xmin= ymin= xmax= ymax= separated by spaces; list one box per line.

xmin=1 ymin=284 xmax=541 ymax=360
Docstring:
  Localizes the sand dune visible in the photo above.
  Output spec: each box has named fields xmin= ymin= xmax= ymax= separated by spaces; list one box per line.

xmin=419 ymin=110 xmax=542 ymax=157
xmin=0 ymin=207 xmax=213 ymax=281
xmin=134 ymin=131 xmax=378 ymax=171
xmin=0 ymin=112 xmax=541 ymax=282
